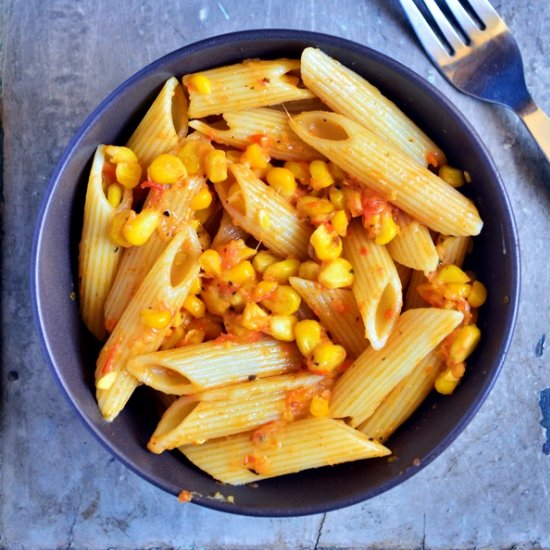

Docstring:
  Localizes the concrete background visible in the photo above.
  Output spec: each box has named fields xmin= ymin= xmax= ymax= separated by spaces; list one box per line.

xmin=1 ymin=0 xmax=549 ymax=548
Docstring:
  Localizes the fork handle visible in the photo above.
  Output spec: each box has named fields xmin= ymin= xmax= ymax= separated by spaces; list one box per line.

xmin=517 ymin=102 xmax=550 ymax=164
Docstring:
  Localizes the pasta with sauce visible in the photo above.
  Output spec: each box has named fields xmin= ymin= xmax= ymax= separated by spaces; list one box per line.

xmin=78 ymin=50 xmax=487 ymax=485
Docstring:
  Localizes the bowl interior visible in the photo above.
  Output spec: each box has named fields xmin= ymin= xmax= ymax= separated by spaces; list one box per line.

xmin=32 ymin=30 xmax=520 ymax=516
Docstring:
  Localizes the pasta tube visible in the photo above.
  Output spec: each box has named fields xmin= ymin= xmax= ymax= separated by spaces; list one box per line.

xmin=126 ymin=336 xmax=303 ymax=395
xmin=357 ymin=351 xmax=442 ymax=442
xmin=79 ymin=145 xmax=132 ymax=341
xmin=215 ymin=163 xmax=312 ymax=259
xmin=386 ymin=212 xmax=439 ymax=272
xmin=329 ymin=308 xmax=463 ymax=426
xmin=95 ymin=225 xmax=202 ymax=421
xmin=126 ymin=77 xmax=188 ymax=169
xmin=148 ymin=373 xmax=323 ymax=452
xmin=183 ymin=59 xmax=315 ymax=118
xmin=104 ymin=175 xmax=204 ymax=330
xmin=342 ymin=222 xmax=402 ymax=350
xmin=289 ymin=276 xmax=368 ymax=358
xmin=181 ymin=417 xmax=390 ymax=485
xmin=289 ymin=111 xmax=483 ymax=237
xmin=300 ymin=47 xmax=446 ymax=166
xmin=189 ymin=108 xmax=323 ymax=161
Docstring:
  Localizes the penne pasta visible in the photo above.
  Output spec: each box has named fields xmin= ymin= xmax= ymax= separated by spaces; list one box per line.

xmin=104 ymin=175 xmax=205 ymax=330
xmin=189 ymin=108 xmax=323 ymax=161
xmin=148 ymin=372 xmax=324 ymax=452
xmin=183 ymin=59 xmax=315 ymax=118
xmin=127 ymin=77 xmax=188 ymax=169
xmin=79 ymin=145 xmax=132 ymax=341
xmin=386 ymin=212 xmax=439 ymax=272
xmin=95 ymin=225 xmax=202 ymax=421
xmin=300 ymin=47 xmax=446 ymax=167
xmin=181 ymin=417 xmax=390 ymax=485
xmin=215 ymin=163 xmax=312 ymax=259
xmin=289 ymin=111 xmax=483 ymax=237
xmin=211 ymin=210 xmax=249 ymax=248
xmin=126 ymin=336 xmax=304 ymax=395
xmin=289 ymin=276 xmax=368 ymax=358
xmin=78 ymin=51 xmax=488 ymax=485
xmin=329 ymin=308 xmax=463 ymax=426
xmin=342 ymin=222 xmax=402 ymax=350
xmin=357 ymin=351 xmax=443 ymax=442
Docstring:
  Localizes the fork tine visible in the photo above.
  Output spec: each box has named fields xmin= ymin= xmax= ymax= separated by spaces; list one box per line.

xmin=421 ymin=0 xmax=467 ymax=54
xmin=399 ymin=0 xmax=450 ymax=64
xmin=444 ymin=0 xmax=483 ymax=38
xmin=467 ymin=0 xmax=505 ymax=28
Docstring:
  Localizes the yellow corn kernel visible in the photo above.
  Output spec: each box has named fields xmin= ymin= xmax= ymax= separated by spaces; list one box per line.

xmin=262 ymin=285 xmax=301 ymax=315
xmin=284 ymin=160 xmax=310 ymax=184
xmin=183 ymin=328 xmax=206 ymax=346
xmin=187 ymin=73 xmax=212 ymax=94
xmin=199 ymin=249 xmax=222 ymax=277
xmin=105 ymin=145 xmax=138 ymax=164
xmin=266 ymin=167 xmax=297 ymax=199
xmin=268 ymin=315 xmax=297 ymax=342
xmin=195 ymin=203 xmax=216 ymax=226
xmin=258 ymin=209 xmax=271 ymax=230
xmin=218 ymin=239 xmax=257 ymax=266
xmin=318 ymin=258 xmax=354 ymax=289
xmin=241 ymin=143 xmax=269 ymax=169
xmin=375 ymin=211 xmax=399 ymax=245
xmin=252 ymin=250 xmax=280 ymax=274
xmin=309 ymin=342 xmax=347 ymax=375
xmin=189 ymin=275 xmax=202 ymax=296
xmin=201 ymin=284 xmax=230 ymax=316
xmin=122 ymin=208 xmax=162 ymax=246
xmin=141 ymin=308 xmax=172 ymax=329
xmin=309 ymin=394 xmax=330 ymax=417
xmin=239 ymin=302 xmax=270 ymax=331
xmin=109 ymin=210 xmax=133 ymax=247
xmin=294 ymin=319 xmax=322 ymax=357
xmin=449 ymin=324 xmax=481 ymax=364
xmin=433 ymin=264 xmax=471 ymax=284
xmin=310 ymin=224 xmax=342 ymax=261
xmin=148 ymin=153 xmax=187 ymax=185
xmin=205 ymin=149 xmax=227 ymax=183
xmin=331 ymin=210 xmax=349 ymax=237
xmin=220 ymin=260 xmax=256 ymax=286
xmin=435 ymin=368 xmax=460 ymax=395
xmin=252 ymin=280 xmax=278 ymax=302
xmin=116 ymin=161 xmax=142 ymax=189
xmin=190 ymin=187 xmax=213 ymax=211
xmin=296 ymin=195 xmax=334 ymax=223
xmin=439 ymin=165 xmax=465 ymax=188
xmin=298 ymin=260 xmax=321 ymax=281
xmin=96 ymin=371 xmax=118 ymax=391
xmin=106 ymin=183 xmax=123 ymax=208
xmin=183 ymin=295 xmax=206 ymax=319
xmin=443 ymin=282 xmax=471 ymax=301
xmin=468 ymin=280 xmax=487 ymax=308
xmin=309 ymin=160 xmax=334 ymax=190
xmin=328 ymin=186 xmax=346 ymax=210
xmin=328 ymin=162 xmax=346 ymax=182
xmin=177 ymin=141 xmax=202 ymax=175
xmin=263 ymin=258 xmax=301 ymax=284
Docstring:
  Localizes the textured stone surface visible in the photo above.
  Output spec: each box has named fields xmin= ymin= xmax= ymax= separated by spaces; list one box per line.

xmin=1 ymin=0 xmax=549 ymax=548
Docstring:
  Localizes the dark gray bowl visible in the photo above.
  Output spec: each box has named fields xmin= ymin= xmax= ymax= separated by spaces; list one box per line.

xmin=31 ymin=30 xmax=520 ymax=517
